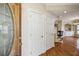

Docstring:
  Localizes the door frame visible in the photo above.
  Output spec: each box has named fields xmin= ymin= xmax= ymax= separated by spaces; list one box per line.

xmin=8 ymin=3 xmax=21 ymax=56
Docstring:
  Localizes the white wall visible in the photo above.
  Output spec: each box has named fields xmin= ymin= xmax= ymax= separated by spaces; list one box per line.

xmin=22 ymin=3 xmax=56 ymax=56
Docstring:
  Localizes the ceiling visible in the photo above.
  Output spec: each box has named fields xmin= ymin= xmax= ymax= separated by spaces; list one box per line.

xmin=45 ymin=3 xmax=79 ymax=16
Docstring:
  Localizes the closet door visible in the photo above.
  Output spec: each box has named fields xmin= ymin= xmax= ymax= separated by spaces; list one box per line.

xmin=28 ymin=10 xmax=45 ymax=55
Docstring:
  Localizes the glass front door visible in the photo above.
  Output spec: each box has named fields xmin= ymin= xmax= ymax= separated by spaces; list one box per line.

xmin=0 ymin=4 xmax=14 ymax=56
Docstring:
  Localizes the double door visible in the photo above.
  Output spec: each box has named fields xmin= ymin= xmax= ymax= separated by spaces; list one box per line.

xmin=22 ymin=9 xmax=55 ymax=56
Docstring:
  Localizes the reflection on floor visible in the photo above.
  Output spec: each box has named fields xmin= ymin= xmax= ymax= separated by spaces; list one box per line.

xmin=40 ymin=42 xmax=79 ymax=56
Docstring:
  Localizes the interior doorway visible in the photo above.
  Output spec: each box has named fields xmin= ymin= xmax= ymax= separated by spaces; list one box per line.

xmin=54 ymin=17 xmax=63 ymax=43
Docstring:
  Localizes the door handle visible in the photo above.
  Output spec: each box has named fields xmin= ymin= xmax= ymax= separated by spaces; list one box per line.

xmin=41 ymin=35 xmax=43 ymax=38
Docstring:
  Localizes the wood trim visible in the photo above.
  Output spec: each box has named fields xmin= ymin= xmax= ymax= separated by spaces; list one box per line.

xmin=9 ymin=3 xmax=21 ymax=56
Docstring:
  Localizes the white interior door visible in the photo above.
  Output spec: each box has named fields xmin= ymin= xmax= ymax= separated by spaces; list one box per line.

xmin=28 ymin=10 xmax=45 ymax=55
xmin=45 ymin=16 xmax=54 ymax=50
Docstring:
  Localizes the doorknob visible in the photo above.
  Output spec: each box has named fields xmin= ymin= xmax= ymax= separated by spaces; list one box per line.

xmin=41 ymin=35 xmax=43 ymax=38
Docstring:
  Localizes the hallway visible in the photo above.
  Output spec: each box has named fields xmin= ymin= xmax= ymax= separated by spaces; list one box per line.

xmin=0 ymin=3 xmax=79 ymax=56
xmin=22 ymin=3 xmax=79 ymax=56
xmin=1 ymin=1 xmax=79 ymax=59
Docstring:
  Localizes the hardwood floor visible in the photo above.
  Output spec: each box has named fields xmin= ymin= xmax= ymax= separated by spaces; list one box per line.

xmin=40 ymin=42 xmax=79 ymax=56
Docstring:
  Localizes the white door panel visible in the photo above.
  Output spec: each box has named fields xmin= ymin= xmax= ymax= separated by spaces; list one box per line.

xmin=28 ymin=10 xmax=45 ymax=55
xmin=22 ymin=9 xmax=55 ymax=55
xmin=45 ymin=16 xmax=54 ymax=50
